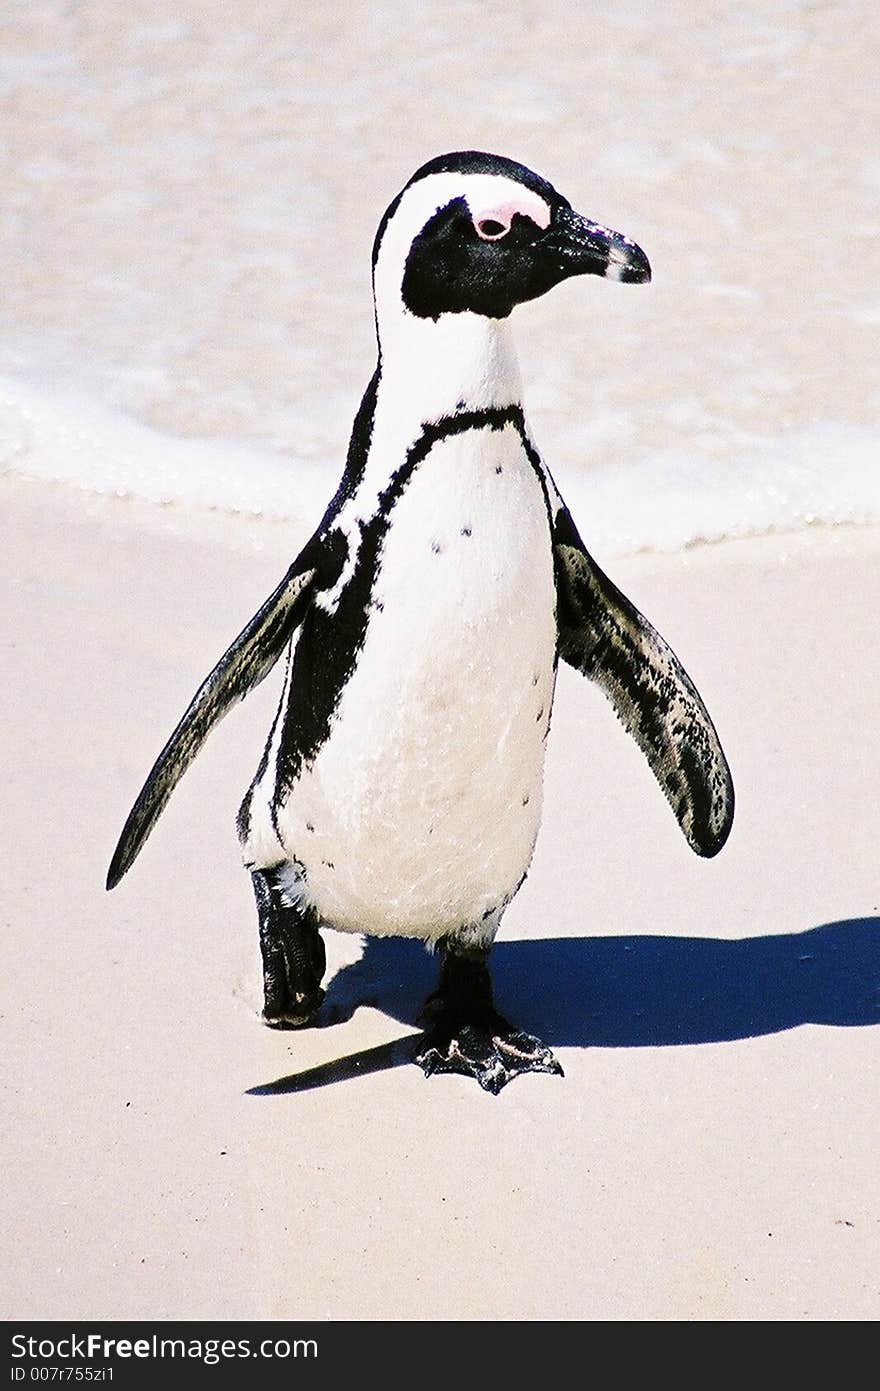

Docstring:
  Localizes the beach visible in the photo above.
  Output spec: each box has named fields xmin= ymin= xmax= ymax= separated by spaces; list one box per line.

xmin=2 ymin=0 xmax=879 ymax=1324
xmin=3 ymin=473 xmax=878 ymax=1320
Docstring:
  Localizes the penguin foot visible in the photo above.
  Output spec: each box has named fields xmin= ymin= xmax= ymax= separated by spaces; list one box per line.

xmin=416 ymin=937 xmax=562 ymax=1092
xmin=262 ymin=986 xmax=325 ymax=1030
xmin=252 ymin=868 xmax=326 ymax=1030
xmin=415 ymin=1018 xmax=563 ymax=1094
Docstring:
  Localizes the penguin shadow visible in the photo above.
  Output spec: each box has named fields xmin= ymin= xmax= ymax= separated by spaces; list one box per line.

xmin=247 ymin=916 xmax=880 ymax=1095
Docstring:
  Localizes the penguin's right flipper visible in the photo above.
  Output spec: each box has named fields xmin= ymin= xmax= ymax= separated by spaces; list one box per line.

xmin=106 ymin=560 xmax=318 ymax=890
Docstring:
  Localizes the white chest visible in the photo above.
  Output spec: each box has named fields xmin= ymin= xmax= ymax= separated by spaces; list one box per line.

xmin=275 ymin=419 xmax=558 ymax=940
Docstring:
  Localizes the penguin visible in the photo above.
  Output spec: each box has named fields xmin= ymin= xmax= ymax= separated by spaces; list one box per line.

xmin=107 ymin=151 xmax=734 ymax=1093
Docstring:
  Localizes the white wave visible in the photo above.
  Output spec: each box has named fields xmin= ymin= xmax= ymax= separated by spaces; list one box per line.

xmin=566 ymin=425 xmax=880 ymax=556
xmin=0 ymin=374 xmax=329 ymax=532
xmin=2 ymin=373 xmax=879 ymax=558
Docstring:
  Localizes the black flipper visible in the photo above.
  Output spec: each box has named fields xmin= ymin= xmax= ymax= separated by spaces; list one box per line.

xmin=106 ymin=559 xmax=318 ymax=889
xmin=552 ymin=503 xmax=734 ymax=857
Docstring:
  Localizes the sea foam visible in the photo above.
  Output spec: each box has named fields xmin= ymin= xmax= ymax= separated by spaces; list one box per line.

xmin=2 ymin=372 xmax=879 ymax=558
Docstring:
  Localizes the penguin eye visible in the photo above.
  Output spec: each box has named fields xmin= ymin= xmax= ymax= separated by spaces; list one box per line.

xmin=475 ymin=218 xmax=509 ymax=240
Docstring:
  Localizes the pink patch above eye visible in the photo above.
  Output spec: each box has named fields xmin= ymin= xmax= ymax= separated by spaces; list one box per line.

xmin=475 ymin=217 xmax=509 ymax=240
xmin=471 ymin=193 xmax=551 ymax=239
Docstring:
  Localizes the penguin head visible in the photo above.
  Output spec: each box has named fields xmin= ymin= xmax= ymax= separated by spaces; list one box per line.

xmin=372 ymin=151 xmax=650 ymax=328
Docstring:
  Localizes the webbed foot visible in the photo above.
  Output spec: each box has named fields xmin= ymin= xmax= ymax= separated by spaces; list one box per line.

xmin=414 ymin=937 xmax=563 ymax=1093
xmin=415 ymin=1019 xmax=563 ymax=1094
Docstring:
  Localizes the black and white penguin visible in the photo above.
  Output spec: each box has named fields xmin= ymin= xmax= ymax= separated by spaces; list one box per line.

xmin=107 ymin=151 xmax=734 ymax=1093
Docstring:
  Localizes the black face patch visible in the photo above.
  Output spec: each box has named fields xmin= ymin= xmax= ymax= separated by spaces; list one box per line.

xmin=401 ymin=198 xmax=566 ymax=320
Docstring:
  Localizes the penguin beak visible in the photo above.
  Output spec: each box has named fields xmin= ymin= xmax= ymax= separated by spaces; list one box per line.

xmin=542 ymin=205 xmax=651 ymax=284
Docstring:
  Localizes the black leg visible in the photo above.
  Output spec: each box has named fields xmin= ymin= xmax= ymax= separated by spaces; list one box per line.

xmin=414 ymin=938 xmax=563 ymax=1094
xmin=252 ymin=868 xmax=326 ymax=1027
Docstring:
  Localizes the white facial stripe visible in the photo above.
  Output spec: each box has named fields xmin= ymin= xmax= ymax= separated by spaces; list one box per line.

xmin=404 ymin=172 xmax=551 ymax=239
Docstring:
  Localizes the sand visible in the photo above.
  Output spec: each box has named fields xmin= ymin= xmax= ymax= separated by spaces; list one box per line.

xmin=2 ymin=471 xmax=877 ymax=1321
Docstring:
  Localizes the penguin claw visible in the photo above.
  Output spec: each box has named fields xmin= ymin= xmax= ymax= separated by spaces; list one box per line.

xmin=414 ymin=1023 xmax=563 ymax=1094
xmin=262 ymin=986 xmax=325 ymax=1029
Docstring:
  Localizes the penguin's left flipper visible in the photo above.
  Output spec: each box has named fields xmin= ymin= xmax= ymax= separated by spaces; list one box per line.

xmin=106 ymin=559 xmax=318 ymax=890
xmin=553 ymin=503 xmax=734 ymax=857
